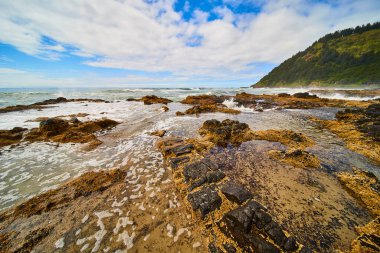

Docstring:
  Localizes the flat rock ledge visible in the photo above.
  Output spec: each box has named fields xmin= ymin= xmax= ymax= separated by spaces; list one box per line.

xmin=156 ymin=137 xmax=311 ymax=253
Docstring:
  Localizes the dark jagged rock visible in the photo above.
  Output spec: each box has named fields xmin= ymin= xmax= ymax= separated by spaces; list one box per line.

xmin=278 ymin=93 xmax=291 ymax=97
xmin=188 ymin=171 xmax=225 ymax=192
xmin=69 ymin=116 xmax=80 ymax=123
xmin=223 ymin=209 xmax=280 ymax=253
xmin=224 ymin=205 xmax=253 ymax=233
xmin=248 ymin=233 xmax=281 ymax=253
xmin=293 ymin=92 xmax=318 ymax=99
xmin=183 ymin=159 xmax=218 ymax=182
xmin=171 ymin=144 xmax=194 ymax=156
xmin=284 ymin=236 xmax=298 ymax=251
xmin=223 ymin=243 xmax=237 ymax=253
xmin=299 ymin=246 xmax=313 ymax=253
xmin=169 ymin=156 xmax=190 ymax=169
xmin=221 ymin=182 xmax=253 ymax=204
xmin=187 ymin=186 xmax=222 ymax=217
xmin=254 ymin=209 xmax=272 ymax=229
xmin=208 ymin=243 xmax=223 ymax=253
xmin=264 ymin=221 xmax=286 ymax=246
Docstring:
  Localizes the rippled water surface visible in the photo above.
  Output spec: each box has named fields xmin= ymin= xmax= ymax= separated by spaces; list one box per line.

xmin=0 ymin=88 xmax=379 ymax=212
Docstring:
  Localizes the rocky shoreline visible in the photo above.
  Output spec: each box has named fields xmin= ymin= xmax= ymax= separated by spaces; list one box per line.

xmin=0 ymin=92 xmax=379 ymax=252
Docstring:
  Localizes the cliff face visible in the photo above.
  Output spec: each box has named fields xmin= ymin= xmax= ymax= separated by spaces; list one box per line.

xmin=254 ymin=22 xmax=380 ymax=87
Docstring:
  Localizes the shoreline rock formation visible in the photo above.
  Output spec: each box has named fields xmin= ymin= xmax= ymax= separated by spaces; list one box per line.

xmin=0 ymin=97 xmax=107 ymax=114
xmin=0 ymin=117 xmax=119 ymax=150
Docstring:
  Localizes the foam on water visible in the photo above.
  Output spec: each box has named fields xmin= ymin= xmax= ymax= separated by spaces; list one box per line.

xmin=0 ymin=88 xmax=379 ymax=212
xmin=222 ymin=98 xmax=257 ymax=113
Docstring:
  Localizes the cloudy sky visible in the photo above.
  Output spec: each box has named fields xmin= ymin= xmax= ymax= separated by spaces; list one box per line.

xmin=0 ymin=0 xmax=379 ymax=88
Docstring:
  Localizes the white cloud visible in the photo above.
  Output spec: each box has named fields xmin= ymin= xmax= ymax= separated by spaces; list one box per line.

xmin=0 ymin=0 xmax=379 ymax=82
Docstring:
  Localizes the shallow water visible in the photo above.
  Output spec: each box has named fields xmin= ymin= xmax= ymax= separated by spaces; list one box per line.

xmin=0 ymin=89 xmax=379 ymax=252
xmin=0 ymin=97 xmax=379 ymax=211
xmin=1 ymin=87 xmax=378 ymax=107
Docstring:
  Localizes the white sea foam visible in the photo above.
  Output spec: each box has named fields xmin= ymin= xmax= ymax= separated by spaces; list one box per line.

xmin=222 ymin=98 xmax=256 ymax=113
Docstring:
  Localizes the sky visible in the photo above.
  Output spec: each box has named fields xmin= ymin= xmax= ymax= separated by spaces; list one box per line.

xmin=0 ymin=0 xmax=379 ymax=88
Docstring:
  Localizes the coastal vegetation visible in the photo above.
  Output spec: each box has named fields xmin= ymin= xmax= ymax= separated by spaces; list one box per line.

xmin=254 ymin=22 xmax=380 ymax=87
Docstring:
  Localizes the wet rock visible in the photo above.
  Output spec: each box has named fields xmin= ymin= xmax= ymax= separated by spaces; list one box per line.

xmin=299 ymin=246 xmax=313 ymax=253
xmin=34 ymin=97 xmax=68 ymax=105
xmin=24 ymin=118 xmax=118 ymax=149
xmin=293 ymin=92 xmax=318 ymax=99
xmin=278 ymin=93 xmax=291 ymax=97
xmin=208 ymin=242 xmax=223 ymax=253
xmin=40 ymin=118 xmax=69 ymax=135
xmin=1 ymin=169 xmax=125 ymax=221
xmin=171 ymin=143 xmax=194 ymax=156
xmin=161 ymin=106 xmax=169 ymax=112
xmin=139 ymin=95 xmax=172 ymax=105
xmin=10 ymin=127 xmax=28 ymax=133
xmin=1 ymin=97 xmax=107 ymax=114
xmin=188 ymin=171 xmax=225 ymax=191
xmin=199 ymin=119 xmax=250 ymax=147
xmin=181 ymin=95 xmax=226 ymax=105
xmin=264 ymin=221 xmax=286 ymax=246
xmin=224 ymin=205 xmax=253 ymax=233
xmin=176 ymin=111 xmax=185 ymax=116
xmin=365 ymin=103 xmax=380 ymax=118
xmin=184 ymin=105 xmax=240 ymax=115
xmin=13 ymin=227 xmax=53 ymax=253
xmin=183 ymin=158 xmax=218 ymax=182
xmin=187 ymin=186 xmax=222 ymax=217
xmin=184 ymin=161 xmax=211 ymax=182
xmin=254 ymin=209 xmax=272 ymax=229
xmin=0 ymin=127 xmax=27 ymax=148
xmin=169 ymin=156 xmax=190 ymax=169
xmin=248 ymin=234 xmax=280 ymax=253
xmin=157 ymin=138 xmax=185 ymax=156
xmin=337 ymin=168 xmax=380 ymax=216
xmin=150 ymin=130 xmax=166 ymax=137
xmin=284 ymin=236 xmax=298 ymax=251
xmin=223 ymin=243 xmax=237 ymax=253
xmin=268 ymin=149 xmax=320 ymax=169
xmin=69 ymin=116 xmax=80 ymax=123
xmin=221 ymin=182 xmax=253 ymax=204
